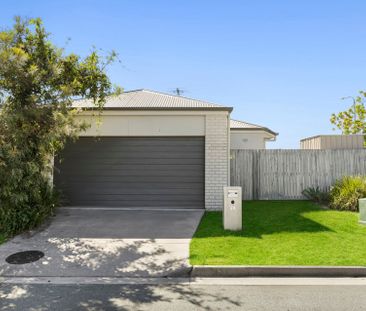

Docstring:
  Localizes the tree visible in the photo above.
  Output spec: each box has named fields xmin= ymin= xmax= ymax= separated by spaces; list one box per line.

xmin=0 ymin=17 xmax=117 ymax=235
xmin=330 ymin=91 xmax=366 ymax=141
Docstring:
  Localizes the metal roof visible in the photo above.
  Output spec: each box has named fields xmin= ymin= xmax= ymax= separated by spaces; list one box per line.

xmin=230 ymin=119 xmax=278 ymax=136
xmin=300 ymin=134 xmax=365 ymax=142
xmin=73 ymin=89 xmax=232 ymax=111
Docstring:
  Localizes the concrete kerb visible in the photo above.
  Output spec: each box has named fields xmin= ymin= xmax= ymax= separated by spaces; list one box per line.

xmin=190 ymin=266 xmax=366 ymax=278
xmin=3 ymin=276 xmax=366 ymax=286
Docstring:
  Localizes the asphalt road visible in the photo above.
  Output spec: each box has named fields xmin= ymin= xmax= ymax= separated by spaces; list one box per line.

xmin=1 ymin=279 xmax=366 ymax=311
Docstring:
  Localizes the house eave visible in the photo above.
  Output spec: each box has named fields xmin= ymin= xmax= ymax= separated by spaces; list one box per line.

xmin=230 ymin=127 xmax=278 ymax=136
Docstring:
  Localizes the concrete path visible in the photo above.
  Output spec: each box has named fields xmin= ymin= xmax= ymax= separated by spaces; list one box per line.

xmin=0 ymin=209 xmax=204 ymax=278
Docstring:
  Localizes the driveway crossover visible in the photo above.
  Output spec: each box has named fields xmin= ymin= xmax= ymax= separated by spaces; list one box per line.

xmin=0 ymin=209 xmax=203 ymax=278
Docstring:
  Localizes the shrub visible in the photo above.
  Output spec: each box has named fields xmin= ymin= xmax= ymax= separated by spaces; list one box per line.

xmin=0 ymin=178 xmax=59 ymax=236
xmin=302 ymin=187 xmax=330 ymax=205
xmin=0 ymin=18 xmax=116 ymax=237
xmin=329 ymin=176 xmax=366 ymax=211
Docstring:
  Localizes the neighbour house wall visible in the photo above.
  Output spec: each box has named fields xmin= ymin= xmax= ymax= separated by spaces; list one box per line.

xmin=300 ymin=137 xmax=321 ymax=149
xmin=231 ymin=149 xmax=366 ymax=200
xmin=300 ymin=135 xmax=365 ymax=149
xmin=75 ymin=110 xmax=230 ymax=210
xmin=230 ymin=130 xmax=273 ymax=149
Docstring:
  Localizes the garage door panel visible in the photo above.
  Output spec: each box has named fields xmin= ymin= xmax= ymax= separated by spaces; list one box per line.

xmin=61 ymin=187 xmax=204 ymax=196
xmin=64 ymin=200 xmax=205 ymax=207
xmin=58 ymin=182 xmax=204 ymax=190
xmin=58 ymin=158 xmax=204 ymax=166
xmin=57 ymin=175 xmax=203 ymax=183
xmin=54 ymin=137 xmax=205 ymax=209
xmin=58 ymin=170 xmax=204 ymax=177
xmin=65 ymin=194 xmax=204 ymax=201
xmin=57 ymin=165 xmax=202 ymax=174
xmin=60 ymin=153 xmax=203 ymax=160
xmin=68 ymin=138 xmax=204 ymax=147
xmin=67 ymin=200 xmax=203 ymax=208
xmin=62 ymin=146 xmax=203 ymax=154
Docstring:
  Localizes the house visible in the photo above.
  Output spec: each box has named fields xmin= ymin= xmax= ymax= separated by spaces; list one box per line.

xmin=53 ymin=89 xmax=276 ymax=211
xmin=300 ymin=135 xmax=365 ymax=149
xmin=230 ymin=119 xmax=277 ymax=149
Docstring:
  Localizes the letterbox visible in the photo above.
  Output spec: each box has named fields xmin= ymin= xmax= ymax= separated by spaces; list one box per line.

xmin=223 ymin=186 xmax=242 ymax=231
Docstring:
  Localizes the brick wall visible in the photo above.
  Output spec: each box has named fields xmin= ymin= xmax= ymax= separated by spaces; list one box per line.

xmin=205 ymin=114 xmax=230 ymax=210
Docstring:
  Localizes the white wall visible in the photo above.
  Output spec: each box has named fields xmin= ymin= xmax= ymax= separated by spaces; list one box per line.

xmin=77 ymin=114 xmax=205 ymax=136
xmin=230 ymin=130 xmax=274 ymax=149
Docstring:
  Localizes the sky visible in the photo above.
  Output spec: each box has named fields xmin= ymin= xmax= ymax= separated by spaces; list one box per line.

xmin=1 ymin=0 xmax=366 ymax=148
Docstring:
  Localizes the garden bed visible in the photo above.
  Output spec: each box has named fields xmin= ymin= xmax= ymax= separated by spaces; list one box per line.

xmin=190 ymin=201 xmax=366 ymax=266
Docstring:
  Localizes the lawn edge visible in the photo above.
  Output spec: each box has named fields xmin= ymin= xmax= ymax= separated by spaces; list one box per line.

xmin=191 ymin=265 xmax=366 ymax=278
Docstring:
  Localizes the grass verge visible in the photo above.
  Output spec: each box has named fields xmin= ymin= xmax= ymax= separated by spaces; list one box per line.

xmin=190 ymin=200 xmax=366 ymax=266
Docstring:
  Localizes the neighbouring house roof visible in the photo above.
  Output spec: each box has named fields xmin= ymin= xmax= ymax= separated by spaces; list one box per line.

xmin=300 ymin=134 xmax=365 ymax=141
xmin=73 ymin=89 xmax=232 ymax=111
xmin=230 ymin=119 xmax=278 ymax=136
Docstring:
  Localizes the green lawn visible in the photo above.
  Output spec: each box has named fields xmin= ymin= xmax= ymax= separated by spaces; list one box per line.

xmin=190 ymin=201 xmax=366 ymax=266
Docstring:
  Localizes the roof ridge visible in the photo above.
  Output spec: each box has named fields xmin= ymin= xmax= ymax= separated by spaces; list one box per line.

xmin=128 ymin=89 xmax=226 ymax=108
xmin=123 ymin=89 xmax=145 ymax=93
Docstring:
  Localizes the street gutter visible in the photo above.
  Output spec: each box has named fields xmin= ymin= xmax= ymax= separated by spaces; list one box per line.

xmin=190 ymin=266 xmax=366 ymax=278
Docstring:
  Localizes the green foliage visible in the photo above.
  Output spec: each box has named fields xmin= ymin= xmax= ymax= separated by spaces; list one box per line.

xmin=330 ymin=92 xmax=366 ymax=145
xmin=302 ymin=187 xmax=330 ymax=204
xmin=0 ymin=233 xmax=5 ymax=245
xmin=0 ymin=17 xmax=116 ymax=236
xmin=329 ymin=176 xmax=366 ymax=212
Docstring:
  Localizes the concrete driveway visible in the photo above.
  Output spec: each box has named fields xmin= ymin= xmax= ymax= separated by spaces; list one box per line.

xmin=0 ymin=209 xmax=203 ymax=278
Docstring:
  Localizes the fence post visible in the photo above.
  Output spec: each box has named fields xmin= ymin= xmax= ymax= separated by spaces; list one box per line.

xmin=252 ymin=150 xmax=259 ymax=200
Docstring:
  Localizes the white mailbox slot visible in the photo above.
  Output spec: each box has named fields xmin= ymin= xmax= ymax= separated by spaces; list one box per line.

xmin=228 ymin=190 xmax=238 ymax=198
xmin=223 ymin=187 xmax=242 ymax=231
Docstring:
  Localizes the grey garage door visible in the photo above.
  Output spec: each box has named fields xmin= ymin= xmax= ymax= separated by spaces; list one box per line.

xmin=54 ymin=137 xmax=205 ymax=209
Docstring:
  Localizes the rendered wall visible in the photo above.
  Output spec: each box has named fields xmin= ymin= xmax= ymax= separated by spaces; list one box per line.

xmin=77 ymin=114 xmax=205 ymax=136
